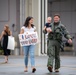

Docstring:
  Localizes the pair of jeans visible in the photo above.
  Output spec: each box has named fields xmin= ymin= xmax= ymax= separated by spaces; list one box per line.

xmin=23 ymin=45 xmax=35 ymax=67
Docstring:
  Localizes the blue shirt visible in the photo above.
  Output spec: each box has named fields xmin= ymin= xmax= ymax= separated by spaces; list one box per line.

xmin=45 ymin=23 xmax=51 ymax=28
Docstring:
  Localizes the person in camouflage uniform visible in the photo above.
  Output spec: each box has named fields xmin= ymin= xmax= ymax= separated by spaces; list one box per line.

xmin=43 ymin=14 xmax=72 ymax=72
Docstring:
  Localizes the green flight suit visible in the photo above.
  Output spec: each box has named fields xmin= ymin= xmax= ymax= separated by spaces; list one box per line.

xmin=43 ymin=22 xmax=72 ymax=69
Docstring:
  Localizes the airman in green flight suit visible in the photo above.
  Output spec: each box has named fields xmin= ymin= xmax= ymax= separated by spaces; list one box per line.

xmin=43 ymin=14 xmax=72 ymax=72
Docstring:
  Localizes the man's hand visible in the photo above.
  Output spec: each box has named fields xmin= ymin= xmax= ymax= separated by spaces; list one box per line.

xmin=46 ymin=28 xmax=52 ymax=33
xmin=68 ymin=39 xmax=72 ymax=44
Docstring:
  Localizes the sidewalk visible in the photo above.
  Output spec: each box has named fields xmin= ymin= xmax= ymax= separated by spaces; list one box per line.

xmin=0 ymin=55 xmax=76 ymax=75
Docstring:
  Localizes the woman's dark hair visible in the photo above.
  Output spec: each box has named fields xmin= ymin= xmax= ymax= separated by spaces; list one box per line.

xmin=24 ymin=16 xmax=34 ymax=28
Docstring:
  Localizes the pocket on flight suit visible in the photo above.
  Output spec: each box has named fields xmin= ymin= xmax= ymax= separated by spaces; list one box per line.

xmin=47 ymin=45 xmax=55 ymax=57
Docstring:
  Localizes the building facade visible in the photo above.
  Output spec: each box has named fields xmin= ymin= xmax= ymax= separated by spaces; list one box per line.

xmin=0 ymin=0 xmax=76 ymax=56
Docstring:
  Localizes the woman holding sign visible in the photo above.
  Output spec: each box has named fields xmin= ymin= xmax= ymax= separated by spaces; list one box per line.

xmin=20 ymin=16 xmax=36 ymax=73
xmin=0 ymin=24 xmax=12 ymax=63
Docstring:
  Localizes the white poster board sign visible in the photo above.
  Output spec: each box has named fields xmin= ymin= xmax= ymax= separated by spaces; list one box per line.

xmin=19 ymin=32 xmax=38 ymax=46
xmin=7 ymin=36 xmax=15 ymax=50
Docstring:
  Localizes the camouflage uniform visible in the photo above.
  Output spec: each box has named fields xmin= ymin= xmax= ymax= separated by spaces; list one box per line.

xmin=43 ymin=22 xmax=72 ymax=69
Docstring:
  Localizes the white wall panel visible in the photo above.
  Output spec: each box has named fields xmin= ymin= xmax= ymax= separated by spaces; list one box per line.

xmin=0 ymin=0 xmax=9 ymax=21
xmin=60 ymin=0 xmax=71 ymax=11
xmin=72 ymin=12 xmax=76 ymax=33
xmin=60 ymin=12 xmax=72 ymax=33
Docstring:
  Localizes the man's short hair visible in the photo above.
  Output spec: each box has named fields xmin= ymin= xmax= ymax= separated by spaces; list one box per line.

xmin=54 ymin=14 xmax=60 ymax=18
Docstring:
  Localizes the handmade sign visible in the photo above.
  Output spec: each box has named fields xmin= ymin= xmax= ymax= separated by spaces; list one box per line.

xmin=19 ymin=32 xmax=38 ymax=46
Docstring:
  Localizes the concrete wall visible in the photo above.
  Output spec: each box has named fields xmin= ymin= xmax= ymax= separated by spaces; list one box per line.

xmin=24 ymin=0 xmax=48 ymax=56
xmin=1 ymin=0 xmax=75 ymax=55
xmin=48 ymin=0 xmax=76 ymax=54
xmin=20 ymin=0 xmax=48 ymax=56
xmin=0 ymin=0 xmax=20 ymax=55
xmin=0 ymin=0 xmax=16 ymax=33
xmin=48 ymin=0 xmax=76 ymax=34
xmin=20 ymin=0 xmax=41 ymax=56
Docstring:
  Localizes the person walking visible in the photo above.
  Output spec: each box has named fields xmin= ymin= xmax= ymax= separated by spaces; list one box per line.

xmin=0 ymin=24 xmax=12 ymax=63
xmin=43 ymin=14 xmax=72 ymax=72
xmin=20 ymin=16 xmax=36 ymax=73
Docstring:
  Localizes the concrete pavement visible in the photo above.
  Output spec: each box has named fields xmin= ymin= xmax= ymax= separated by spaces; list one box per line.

xmin=0 ymin=55 xmax=76 ymax=75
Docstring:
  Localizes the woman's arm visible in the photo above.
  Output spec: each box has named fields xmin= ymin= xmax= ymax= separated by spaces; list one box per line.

xmin=20 ymin=29 xmax=24 ymax=34
xmin=34 ymin=27 xmax=36 ymax=32
xmin=34 ymin=29 xmax=36 ymax=32
xmin=0 ymin=31 xmax=4 ymax=40
xmin=10 ymin=31 xmax=12 ymax=36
